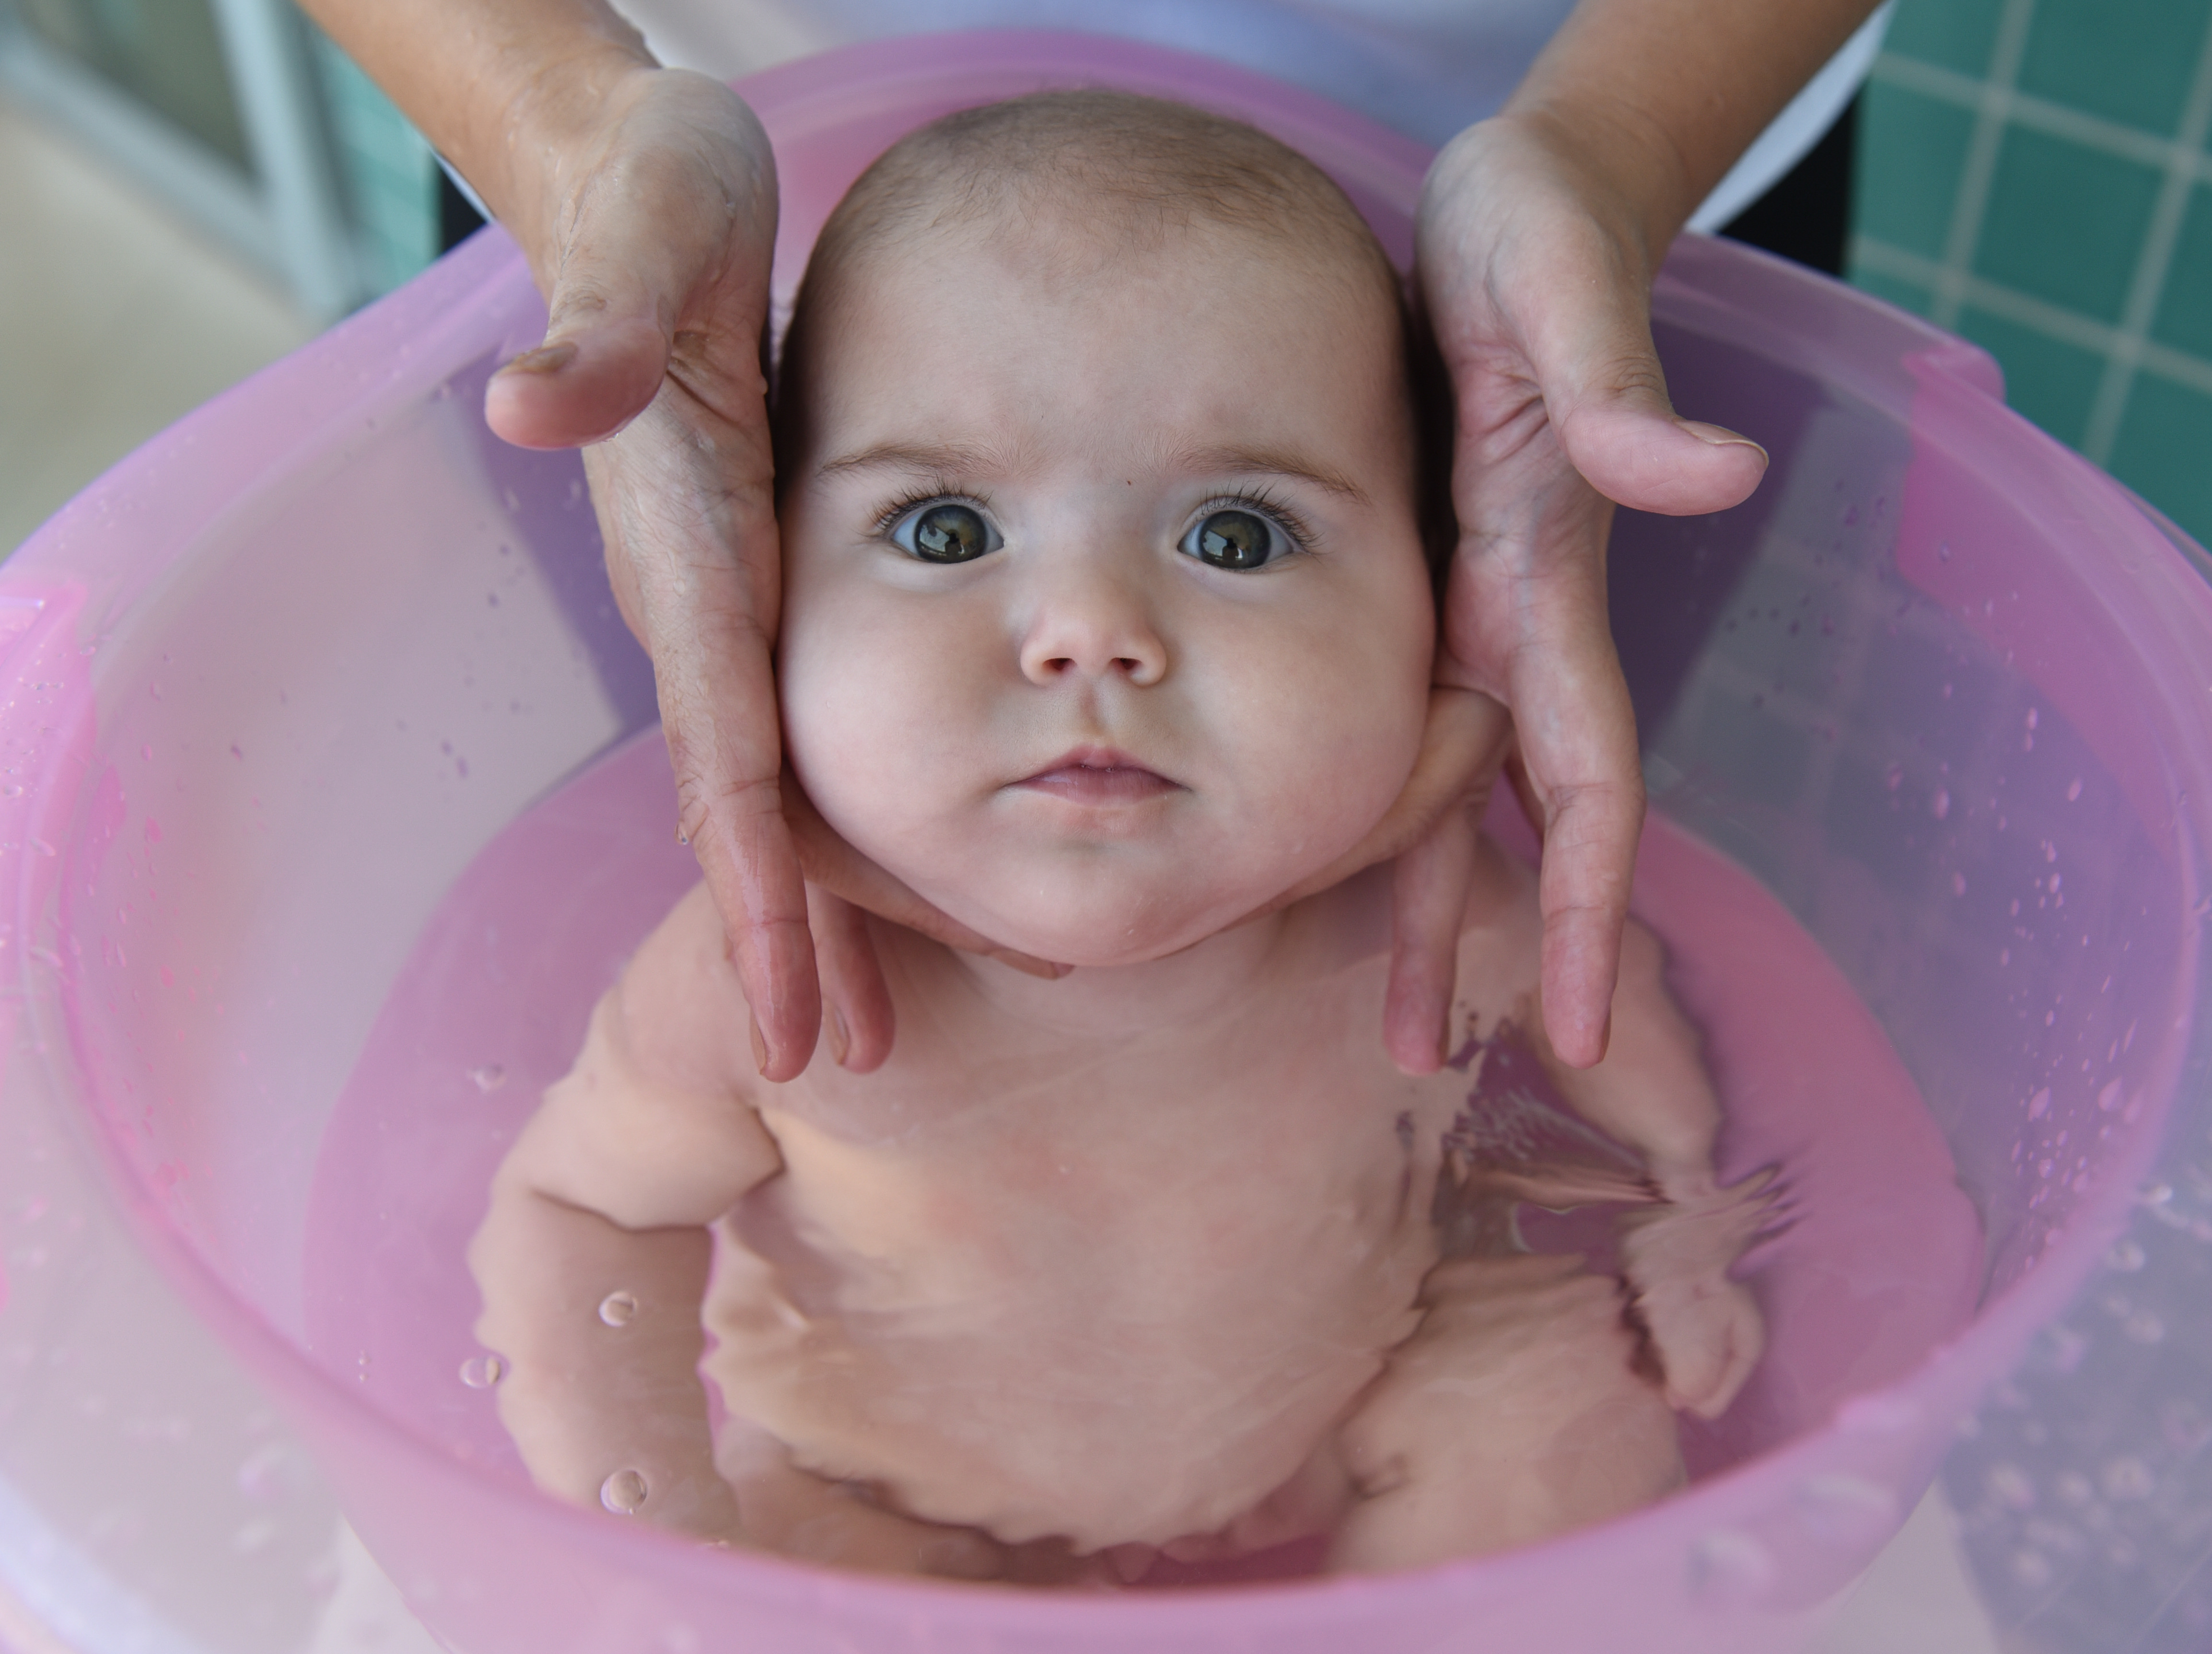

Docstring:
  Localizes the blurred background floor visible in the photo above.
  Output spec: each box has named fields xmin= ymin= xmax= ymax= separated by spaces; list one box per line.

xmin=0 ymin=97 xmax=311 ymax=556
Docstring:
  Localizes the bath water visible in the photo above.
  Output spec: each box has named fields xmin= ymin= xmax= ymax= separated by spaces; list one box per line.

xmin=300 ymin=729 xmax=1983 ymax=1565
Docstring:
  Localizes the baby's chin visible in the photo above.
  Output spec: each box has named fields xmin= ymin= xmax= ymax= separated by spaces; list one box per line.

xmin=915 ymin=872 xmax=1299 ymax=970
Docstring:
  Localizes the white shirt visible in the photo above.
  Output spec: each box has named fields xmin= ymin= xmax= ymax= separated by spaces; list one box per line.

xmin=615 ymin=0 xmax=1889 ymax=230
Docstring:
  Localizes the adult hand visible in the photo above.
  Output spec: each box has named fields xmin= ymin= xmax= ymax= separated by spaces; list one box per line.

xmin=1397 ymin=104 xmax=1769 ymax=1073
xmin=484 ymin=64 xmax=1046 ymax=1081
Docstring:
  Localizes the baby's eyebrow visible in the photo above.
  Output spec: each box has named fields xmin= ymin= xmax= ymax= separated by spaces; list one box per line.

xmin=815 ymin=440 xmax=1007 ymax=480
xmin=1172 ymin=444 xmax=1372 ymax=505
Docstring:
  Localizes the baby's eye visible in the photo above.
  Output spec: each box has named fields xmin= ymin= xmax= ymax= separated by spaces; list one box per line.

xmin=891 ymin=501 xmax=1000 ymax=563
xmin=1180 ymin=508 xmax=1290 ymax=571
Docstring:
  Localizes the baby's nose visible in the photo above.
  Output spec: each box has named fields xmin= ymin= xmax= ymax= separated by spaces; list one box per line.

xmin=1016 ymin=559 xmax=1168 ymax=688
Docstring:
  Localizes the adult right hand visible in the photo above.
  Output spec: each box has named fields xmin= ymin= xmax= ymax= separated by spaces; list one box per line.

xmin=479 ymin=61 xmax=1043 ymax=1080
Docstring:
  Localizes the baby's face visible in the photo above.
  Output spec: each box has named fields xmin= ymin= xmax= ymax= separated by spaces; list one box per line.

xmin=777 ymin=211 xmax=1435 ymax=967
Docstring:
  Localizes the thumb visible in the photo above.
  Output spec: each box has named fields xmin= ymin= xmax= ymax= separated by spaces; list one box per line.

xmin=1535 ymin=274 xmax=1769 ymax=519
xmin=484 ymin=262 xmax=671 ymax=452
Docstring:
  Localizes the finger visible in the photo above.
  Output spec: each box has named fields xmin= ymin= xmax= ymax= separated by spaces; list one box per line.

xmin=586 ymin=391 xmax=819 ymax=1082
xmin=1497 ymin=567 xmax=1643 ymax=1070
xmin=1385 ymin=803 xmax=1481 ymax=1075
xmin=1500 ymin=221 xmax=1769 ymax=519
xmin=487 ymin=320 xmax=670 ymax=451
xmin=1440 ymin=519 xmax=1642 ymax=1069
xmin=782 ymin=779 xmax=1069 ymax=981
xmin=487 ymin=73 xmax=777 ymax=453
xmin=804 ymin=884 xmax=895 ymax=1074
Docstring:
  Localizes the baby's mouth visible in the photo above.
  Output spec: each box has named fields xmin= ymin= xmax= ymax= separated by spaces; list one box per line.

xmin=1015 ymin=745 xmax=1183 ymax=804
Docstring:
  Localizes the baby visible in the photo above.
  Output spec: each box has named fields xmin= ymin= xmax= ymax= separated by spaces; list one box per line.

xmin=469 ymin=90 xmax=1769 ymax=1584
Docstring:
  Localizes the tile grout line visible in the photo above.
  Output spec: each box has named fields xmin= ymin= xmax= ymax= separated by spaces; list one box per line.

xmin=1930 ymin=0 xmax=2040 ymax=331
xmin=2080 ymin=13 xmax=2212 ymax=464
xmin=1874 ymin=54 xmax=2195 ymax=180
xmin=1852 ymin=234 xmax=2212 ymax=400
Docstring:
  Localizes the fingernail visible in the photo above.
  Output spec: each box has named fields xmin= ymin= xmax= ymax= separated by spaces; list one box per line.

xmin=749 ymin=1013 xmax=771 ymax=1077
xmin=1681 ymin=421 xmax=1768 ymax=462
xmin=825 ymin=1002 xmax=850 ymax=1068
xmin=675 ymin=822 xmax=690 ymax=846
xmin=501 ymin=342 xmax=576 ymax=377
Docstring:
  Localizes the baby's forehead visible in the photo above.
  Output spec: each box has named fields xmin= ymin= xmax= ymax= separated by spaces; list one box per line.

xmin=797 ymin=91 xmax=1403 ymax=323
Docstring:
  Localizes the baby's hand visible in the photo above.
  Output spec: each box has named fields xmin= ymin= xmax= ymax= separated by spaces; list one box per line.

xmin=1617 ymin=1169 xmax=1778 ymax=1419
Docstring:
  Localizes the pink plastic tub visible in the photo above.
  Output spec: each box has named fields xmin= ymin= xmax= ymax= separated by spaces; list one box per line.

xmin=3 ymin=31 xmax=2211 ymax=1654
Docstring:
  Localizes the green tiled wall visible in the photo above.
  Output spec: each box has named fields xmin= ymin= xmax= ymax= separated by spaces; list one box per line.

xmin=305 ymin=24 xmax=437 ymax=299
xmin=1850 ymin=0 xmax=2212 ymax=547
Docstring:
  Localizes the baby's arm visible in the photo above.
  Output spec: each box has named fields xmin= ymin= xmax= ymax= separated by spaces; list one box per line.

xmin=468 ymin=884 xmax=782 ymax=1539
xmin=1327 ymin=1254 xmax=1683 ymax=1573
xmin=1527 ymin=896 xmax=1768 ymax=1420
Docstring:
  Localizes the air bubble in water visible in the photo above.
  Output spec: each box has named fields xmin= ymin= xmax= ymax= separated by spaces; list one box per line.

xmin=1688 ymin=1529 xmax=1772 ymax=1607
xmin=2102 ymin=1457 xmax=2155 ymax=1501
xmin=601 ymin=1469 xmax=649 ymax=1514
xmin=2105 ymin=1238 xmax=2146 ymax=1272
xmin=468 ymin=1064 xmax=507 ymax=1093
xmin=461 ymin=1354 xmax=505 ymax=1389
xmin=2012 ymin=1549 xmax=2053 ymax=1590
xmin=599 ymin=1290 xmax=639 ymax=1328
xmin=1988 ymin=1463 xmax=2036 ymax=1509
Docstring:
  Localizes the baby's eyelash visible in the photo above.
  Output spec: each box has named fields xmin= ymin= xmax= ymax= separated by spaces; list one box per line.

xmin=871 ymin=479 xmax=991 ymax=537
xmin=1198 ymin=487 xmax=1318 ymax=553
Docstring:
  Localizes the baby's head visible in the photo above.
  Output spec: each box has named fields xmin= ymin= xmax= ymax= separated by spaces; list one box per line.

xmin=775 ymin=91 xmax=1441 ymax=967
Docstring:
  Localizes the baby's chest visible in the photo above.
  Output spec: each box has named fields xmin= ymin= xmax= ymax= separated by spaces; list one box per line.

xmin=762 ymin=1060 xmax=1450 ymax=1303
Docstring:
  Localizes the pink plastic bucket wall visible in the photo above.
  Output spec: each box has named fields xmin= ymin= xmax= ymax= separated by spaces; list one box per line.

xmin=2 ymin=30 xmax=2211 ymax=1654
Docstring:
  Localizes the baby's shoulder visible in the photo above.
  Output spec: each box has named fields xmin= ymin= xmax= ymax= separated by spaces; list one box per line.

xmin=607 ymin=881 xmax=758 ymax=1098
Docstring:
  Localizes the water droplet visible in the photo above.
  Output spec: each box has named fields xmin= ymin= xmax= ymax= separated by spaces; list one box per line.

xmin=1953 ymin=872 xmax=1968 ymax=896
xmin=1796 ymin=1474 xmax=1898 ymax=1544
xmin=2098 ymin=1080 xmax=2124 ymax=1113
xmin=1688 ymin=1529 xmax=1772 ymax=1607
xmin=460 ymin=1354 xmax=505 ymax=1389
xmin=2101 ymin=1457 xmax=2155 ymax=1501
xmin=2039 ymin=1325 xmax=2087 ymax=1376
xmin=2026 ymin=707 xmax=2040 ymax=731
xmin=233 ymin=1517 xmax=279 ymax=1555
xmin=2067 ymin=777 xmax=2084 ymax=802
xmin=2054 ymin=1471 xmax=2094 ymax=1507
xmin=2124 ymin=1309 xmax=2165 ymax=1345
xmin=2106 ymin=1238 xmax=2146 ymax=1272
xmin=2011 ymin=1549 xmax=2052 ymax=1589
xmin=468 ymin=1064 xmax=507 ymax=1094
xmin=2142 ymin=1182 xmax=2174 ymax=1207
xmin=599 ymin=1291 xmax=639 ymax=1328
xmin=1987 ymin=1463 xmax=2036 ymax=1509
xmin=236 ymin=1442 xmax=309 ymax=1503
xmin=1932 ymin=789 xmax=1951 ymax=820
xmin=601 ymin=1469 xmax=649 ymax=1514
xmin=1885 ymin=764 xmax=1905 ymax=792
xmin=1938 ymin=540 xmax=1953 ymax=562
